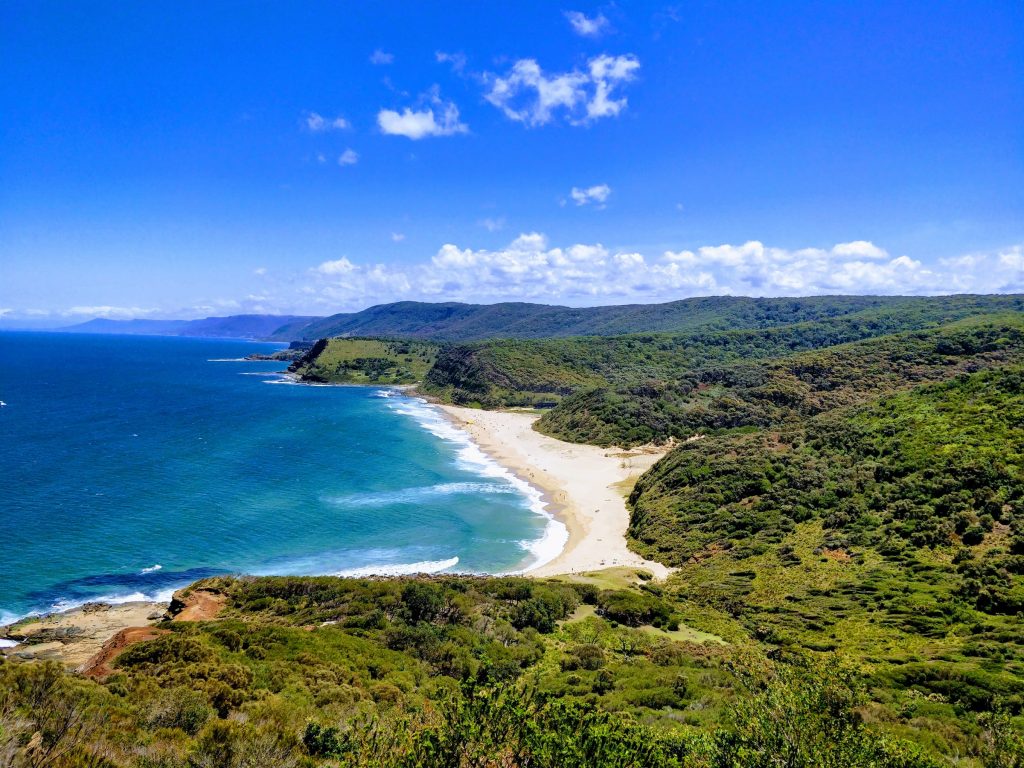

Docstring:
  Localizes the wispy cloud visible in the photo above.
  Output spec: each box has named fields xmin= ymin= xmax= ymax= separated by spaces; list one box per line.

xmin=435 ymin=51 xmax=467 ymax=74
xmin=565 ymin=10 xmax=610 ymax=37
xmin=65 ymin=306 xmax=158 ymax=318
xmin=337 ymin=148 xmax=360 ymax=166
xmin=479 ymin=217 xmax=506 ymax=232
xmin=570 ymin=184 xmax=611 ymax=207
xmin=484 ymin=54 xmax=640 ymax=126
xmin=391 ymin=232 xmax=406 ymax=242
xmin=377 ymin=87 xmax=468 ymax=139
xmin=304 ymin=111 xmax=350 ymax=132
xmin=369 ymin=49 xmax=394 ymax=65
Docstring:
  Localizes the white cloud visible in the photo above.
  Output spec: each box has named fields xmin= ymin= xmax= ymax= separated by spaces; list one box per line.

xmin=570 ymin=183 xmax=611 ymax=207
xmin=304 ymin=112 xmax=350 ymax=132
xmin=253 ymin=267 xmax=267 ymax=276
xmin=831 ymin=240 xmax=888 ymax=259
xmin=484 ymin=54 xmax=640 ymax=126
xmin=338 ymin=148 xmax=359 ymax=166
xmin=565 ymin=10 xmax=610 ymax=37
xmin=377 ymin=91 xmax=468 ymax=139
xmin=436 ymin=51 xmax=467 ymax=73
xmin=11 ymin=240 xmax=1018 ymax=322
xmin=316 ymin=257 xmax=357 ymax=275
xmin=391 ymin=232 xmax=406 ymax=242
xmin=0 ymin=308 xmax=11 ymax=318
xmin=296 ymin=237 xmax=1024 ymax=310
xmin=370 ymin=49 xmax=394 ymax=65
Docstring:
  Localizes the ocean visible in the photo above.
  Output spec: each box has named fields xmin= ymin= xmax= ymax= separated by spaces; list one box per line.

xmin=0 ymin=332 xmax=565 ymax=623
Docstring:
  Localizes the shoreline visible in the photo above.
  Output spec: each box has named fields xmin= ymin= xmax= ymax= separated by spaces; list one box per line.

xmin=0 ymin=600 xmax=167 ymax=669
xmin=437 ymin=404 xmax=672 ymax=580
xmin=2 ymin=387 xmax=673 ymax=667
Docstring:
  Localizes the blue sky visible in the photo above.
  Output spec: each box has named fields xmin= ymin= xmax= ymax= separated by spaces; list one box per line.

xmin=1 ymin=1 xmax=1022 ymax=322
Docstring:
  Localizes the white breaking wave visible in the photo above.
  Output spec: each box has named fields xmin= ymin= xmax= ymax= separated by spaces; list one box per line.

xmin=207 ymin=358 xmax=251 ymax=362
xmin=331 ymin=556 xmax=460 ymax=578
xmin=48 ymin=587 xmax=177 ymax=615
xmin=0 ymin=586 xmax=178 ymax=629
xmin=0 ymin=639 xmax=18 ymax=649
xmin=140 ymin=564 xmax=163 ymax=574
xmin=325 ymin=482 xmax=518 ymax=508
xmin=378 ymin=392 xmax=568 ymax=572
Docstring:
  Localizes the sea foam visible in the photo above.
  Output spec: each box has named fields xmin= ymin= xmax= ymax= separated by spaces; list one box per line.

xmin=324 ymin=482 xmax=518 ymax=508
xmin=331 ymin=556 xmax=461 ymax=578
xmin=378 ymin=392 xmax=569 ymax=573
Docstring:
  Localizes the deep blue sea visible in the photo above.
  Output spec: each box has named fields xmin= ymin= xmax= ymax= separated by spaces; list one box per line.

xmin=0 ymin=332 xmax=564 ymax=624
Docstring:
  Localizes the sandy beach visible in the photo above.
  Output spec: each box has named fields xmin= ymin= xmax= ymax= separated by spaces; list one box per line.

xmin=439 ymin=405 xmax=672 ymax=580
xmin=2 ymin=404 xmax=670 ymax=671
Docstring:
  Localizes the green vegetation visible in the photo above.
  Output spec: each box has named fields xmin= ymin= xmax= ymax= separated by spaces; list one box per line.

xmin=6 ymin=295 xmax=1024 ymax=765
xmin=289 ymin=338 xmax=439 ymax=385
xmin=5 ymin=573 xmax=1011 ymax=767
xmin=622 ymin=365 xmax=1024 ymax=757
xmin=420 ymin=298 xmax=1024 ymax=414
xmin=290 ymin=294 xmax=1024 ymax=342
xmin=536 ymin=314 xmax=1024 ymax=446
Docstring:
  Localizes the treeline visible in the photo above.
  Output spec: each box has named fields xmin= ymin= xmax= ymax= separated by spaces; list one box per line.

xmin=290 ymin=294 xmax=1024 ymax=342
xmin=535 ymin=314 xmax=1024 ymax=446
xmin=419 ymin=297 xmax=1024 ymax=414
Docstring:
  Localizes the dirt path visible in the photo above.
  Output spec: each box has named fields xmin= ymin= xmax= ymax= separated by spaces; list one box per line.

xmin=79 ymin=626 xmax=171 ymax=677
xmin=170 ymin=589 xmax=226 ymax=622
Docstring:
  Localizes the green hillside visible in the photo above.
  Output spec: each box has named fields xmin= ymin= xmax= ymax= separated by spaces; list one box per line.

xmin=2 ymin=572 xmax=997 ymax=767
xmin=289 ymin=338 xmax=439 ymax=385
xmin=289 ymin=294 xmax=1024 ymax=342
xmin=534 ymin=314 xmax=1024 ymax=446
xmin=420 ymin=299 xmax=1024 ymax=413
xmin=622 ymin=365 xmax=1024 ymax=756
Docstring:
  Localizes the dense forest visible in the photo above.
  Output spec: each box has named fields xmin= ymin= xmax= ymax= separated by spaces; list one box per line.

xmin=534 ymin=314 xmax=1024 ymax=446
xmin=285 ymin=294 xmax=1024 ymax=343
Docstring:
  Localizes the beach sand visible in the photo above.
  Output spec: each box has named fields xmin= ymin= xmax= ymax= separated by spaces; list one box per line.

xmin=439 ymin=405 xmax=672 ymax=580
xmin=2 ymin=405 xmax=670 ymax=669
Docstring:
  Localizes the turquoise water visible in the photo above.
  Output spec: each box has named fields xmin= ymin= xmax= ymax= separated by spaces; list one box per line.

xmin=0 ymin=332 xmax=563 ymax=623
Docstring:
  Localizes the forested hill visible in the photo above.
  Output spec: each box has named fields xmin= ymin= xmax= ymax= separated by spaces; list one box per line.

xmin=623 ymin=364 xmax=1024 ymax=752
xmin=286 ymin=294 xmax=1024 ymax=342
xmin=533 ymin=314 xmax=1024 ymax=446
xmin=418 ymin=297 xmax=1024 ymax=406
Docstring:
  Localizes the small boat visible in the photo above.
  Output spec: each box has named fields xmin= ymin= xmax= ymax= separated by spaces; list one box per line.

xmin=0 ymin=401 xmax=6 ymax=407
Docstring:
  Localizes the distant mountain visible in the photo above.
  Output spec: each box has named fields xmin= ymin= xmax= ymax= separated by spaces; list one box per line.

xmin=57 ymin=314 xmax=317 ymax=341
xmin=58 ymin=318 xmax=192 ymax=335
xmin=286 ymin=294 xmax=1024 ymax=341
